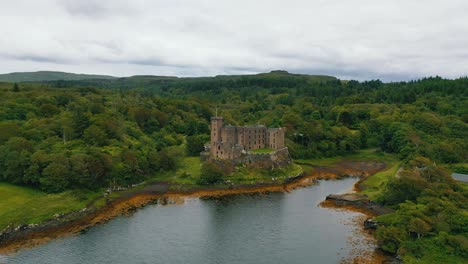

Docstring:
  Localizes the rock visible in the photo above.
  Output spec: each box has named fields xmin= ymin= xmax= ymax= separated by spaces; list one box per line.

xmin=326 ymin=193 xmax=368 ymax=202
xmin=14 ymin=225 xmax=28 ymax=232
xmin=364 ymin=218 xmax=381 ymax=229
xmin=27 ymin=224 xmax=38 ymax=229
xmin=326 ymin=193 xmax=394 ymax=216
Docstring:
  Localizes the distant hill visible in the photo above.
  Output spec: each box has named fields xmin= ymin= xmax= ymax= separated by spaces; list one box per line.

xmin=0 ymin=71 xmax=117 ymax=82
xmin=3 ymin=70 xmax=338 ymax=93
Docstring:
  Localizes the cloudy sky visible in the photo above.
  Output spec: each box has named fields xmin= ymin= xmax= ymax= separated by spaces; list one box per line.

xmin=1 ymin=0 xmax=467 ymax=81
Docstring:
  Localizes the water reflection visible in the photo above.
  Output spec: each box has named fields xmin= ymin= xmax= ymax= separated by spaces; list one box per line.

xmin=6 ymin=178 xmax=368 ymax=264
xmin=202 ymin=194 xmax=286 ymax=264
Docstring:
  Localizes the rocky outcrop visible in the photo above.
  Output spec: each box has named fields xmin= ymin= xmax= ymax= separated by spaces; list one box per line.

xmin=326 ymin=193 xmax=393 ymax=216
xmin=364 ymin=218 xmax=383 ymax=229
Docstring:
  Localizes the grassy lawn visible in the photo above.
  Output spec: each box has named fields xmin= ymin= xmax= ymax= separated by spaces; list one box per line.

xmin=359 ymin=162 xmax=401 ymax=200
xmin=295 ymin=148 xmax=400 ymax=200
xmin=154 ymin=156 xmax=202 ymax=185
xmin=0 ymin=183 xmax=101 ymax=230
xmin=228 ymin=164 xmax=303 ymax=184
xmin=250 ymin=148 xmax=275 ymax=154
xmin=154 ymin=155 xmax=303 ymax=186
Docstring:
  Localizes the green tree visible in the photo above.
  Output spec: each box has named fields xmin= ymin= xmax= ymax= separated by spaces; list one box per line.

xmin=186 ymin=135 xmax=207 ymax=156
xmin=150 ymin=149 xmax=176 ymax=171
xmin=408 ymin=218 xmax=432 ymax=239
xmin=83 ymin=125 xmax=108 ymax=146
xmin=40 ymin=162 xmax=70 ymax=193
xmin=375 ymin=226 xmax=408 ymax=254
xmin=379 ymin=172 xmax=428 ymax=206
xmin=198 ymin=161 xmax=224 ymax=185
xmin=0 ymin=123 xmax=21 ymax=143
xmin=12 ymin=83 xmax=19 ymax=92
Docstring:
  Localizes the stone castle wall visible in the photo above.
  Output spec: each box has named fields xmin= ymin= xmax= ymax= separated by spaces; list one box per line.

xmin=209 ymin=116 xmax=286 ymax=160
xmin=237 ymin=147 xmax=291 ymax=169
xmin=207 ymin=147 xmax=292 ymax=172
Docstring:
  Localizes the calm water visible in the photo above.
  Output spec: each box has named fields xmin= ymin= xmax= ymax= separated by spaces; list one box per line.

xmin=2 ymin=178 xmax=373 ymax=264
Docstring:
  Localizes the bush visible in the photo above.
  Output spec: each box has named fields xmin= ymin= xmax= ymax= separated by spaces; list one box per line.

xmin=40 ymin=162 xmax=69 ymax=193
xmin=375 ymin=226 xmax=408 ymax=254
xmin=186 ymin=135 xmax=208 ymax=156
xmin=197 ymin=161 xmax=224 ymax=185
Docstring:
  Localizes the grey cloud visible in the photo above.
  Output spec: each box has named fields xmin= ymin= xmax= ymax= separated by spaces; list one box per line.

xmin=0 ymin=0 xmax=467 ymax=81
xmin=0 ymin=53 xmax=72 ymax=64
xmin=58 ymin=0 xmax=138 ymax=18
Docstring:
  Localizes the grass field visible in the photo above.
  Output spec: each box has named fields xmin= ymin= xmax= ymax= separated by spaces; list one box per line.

xmin=155 ymin=156 xmax=202 ymax=185
xmin=359 ymin=162 xmax=401 ymax=199
xmin=229 ymin=164 xmax=303 ymax=184
xmin=0 ymin=183 xmax=100 ymax=230
xmin=295 ymin=149 xmax=400 ymax=200
xmin=155 ymin=155 xmax=303 ymax=185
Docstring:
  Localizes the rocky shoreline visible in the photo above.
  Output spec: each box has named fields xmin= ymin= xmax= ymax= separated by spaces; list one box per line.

xmin=0 ymin=161 xmax=386 ymax=255
xmin=323 ymin=192 xmax=400 ymax=263
xmin=325 ymin=193 xmax=394 ymax=216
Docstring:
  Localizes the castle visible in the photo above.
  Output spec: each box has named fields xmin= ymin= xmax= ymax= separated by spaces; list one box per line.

xmin=206 ymin=116 xmax=286 ymax=159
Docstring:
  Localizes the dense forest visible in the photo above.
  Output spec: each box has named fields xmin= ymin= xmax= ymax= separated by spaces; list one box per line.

xmin=0 ymin=71 xmax=467 ymax=261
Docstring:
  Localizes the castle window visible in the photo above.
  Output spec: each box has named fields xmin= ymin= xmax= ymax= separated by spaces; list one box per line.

xmin=218 ymin=146 xmax=221 ymax=150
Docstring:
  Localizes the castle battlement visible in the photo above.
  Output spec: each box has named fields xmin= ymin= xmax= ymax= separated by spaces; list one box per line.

xmin=207 ymin=116 xmax=285 ymax=159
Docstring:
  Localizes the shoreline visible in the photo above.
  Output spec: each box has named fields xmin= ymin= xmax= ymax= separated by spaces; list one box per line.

xmin=0 ymin=161 xmax=386 ymax=255
xmin=320 ymin=192 xmax=396 ymax=263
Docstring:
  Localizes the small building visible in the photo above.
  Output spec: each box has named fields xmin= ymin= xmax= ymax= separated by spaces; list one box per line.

xmin=206 ymin=116 xmax=285 ymax=159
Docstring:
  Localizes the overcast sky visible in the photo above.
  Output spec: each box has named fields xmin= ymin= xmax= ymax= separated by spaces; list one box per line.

xmin=1 ymin=0 xmax=467 ymax=81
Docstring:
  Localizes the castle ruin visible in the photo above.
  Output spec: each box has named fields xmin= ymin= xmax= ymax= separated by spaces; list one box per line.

xmin=205 ymin=116 xmax=286 ymax=159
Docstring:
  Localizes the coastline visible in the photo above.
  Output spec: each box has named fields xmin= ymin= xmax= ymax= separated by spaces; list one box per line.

xmin=320 ymin=190 xmax=397 ymax=263
xmin=0 ymin=161 xmax=386 ymax=255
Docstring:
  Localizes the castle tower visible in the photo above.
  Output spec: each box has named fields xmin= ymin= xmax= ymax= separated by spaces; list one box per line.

xmin=211 ymin=116 xmax=223 ymax=144
xmin=210 ymin=116 xmax=224 ymax=157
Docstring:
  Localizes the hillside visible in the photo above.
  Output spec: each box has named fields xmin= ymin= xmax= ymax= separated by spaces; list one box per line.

xmin=0 ymin=75 xmax=467 ymax=261
xmin=35 ymin=70 xmax=338 ymax=93
xmin=0 ymin=71 xmax=117 ymax=82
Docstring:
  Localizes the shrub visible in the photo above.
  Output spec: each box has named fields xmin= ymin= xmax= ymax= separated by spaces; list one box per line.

xmin=197 ymin=161 xmax=224 ymax=185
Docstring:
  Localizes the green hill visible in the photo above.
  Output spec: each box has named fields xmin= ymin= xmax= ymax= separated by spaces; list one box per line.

xmin=27 ymin=70 xmax=338 ymax=94
xmin=0 ymin=71 xmax=117 ymax=82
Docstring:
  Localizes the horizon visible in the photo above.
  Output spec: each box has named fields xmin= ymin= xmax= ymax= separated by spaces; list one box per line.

xmin=0 ymin=69 xmax=466 ymax=83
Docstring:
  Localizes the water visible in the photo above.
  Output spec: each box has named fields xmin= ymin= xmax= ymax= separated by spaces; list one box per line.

xmin=452 ymin=173 xmax=468 ymax=183
xmin=3 ymin=178 xmax=373 ymax=264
